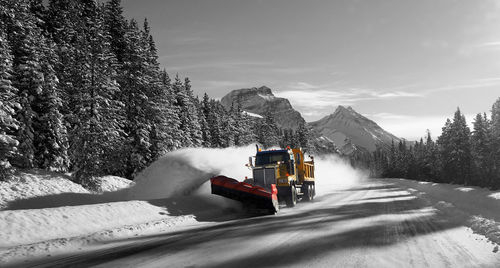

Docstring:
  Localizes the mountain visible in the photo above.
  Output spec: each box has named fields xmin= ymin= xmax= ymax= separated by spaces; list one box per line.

xmin=309 ymin=106 xmax=401 ymax=153
xmin=221 ymin=86 xmax=305 ymax=130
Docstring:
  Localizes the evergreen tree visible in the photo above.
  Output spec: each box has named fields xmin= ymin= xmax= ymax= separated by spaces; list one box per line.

xmin=424 ymin=130 xmax=440 ymax=181
xmin=70 ymin=0 xmax=125 ymax=185
xmin=438 ymin=108 xmax=472 ymax=185
xmin=207 ymin=99 xmax=224 ymax=147
xmin=11 ymin=15 xmax=44 ymax=168
xmin=257 ymin=109 xmax=279 ymax=148
xmin=184 ymin=77 xmax=202 ymax=146
xmin=0 ymin=29 xmax=20 ymax=180
xmin=150 ymin=70 xmax=182 ymax=156
xmin=104 ymin=0 xmax=127 ymax=63
xmin=33 ymin=39 xmax=69 ymax=172
xmin=296 ymin=121 xmax=310 ymax=151
xmin=471 ymin=113 xmax=492 ymax=186
xmin=491 ymin=98 xmax=500 ymax=188
xmin=199 ymin=93 xmax=212 ymax=147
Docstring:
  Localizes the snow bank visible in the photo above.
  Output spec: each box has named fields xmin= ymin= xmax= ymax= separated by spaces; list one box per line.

xmin=0 ymin=170 xmax=89 ymax=209
xmin=0 ymin=201 xmax=176 ymax=248
xmin=97 ymin=176 xmax=134 ymax=193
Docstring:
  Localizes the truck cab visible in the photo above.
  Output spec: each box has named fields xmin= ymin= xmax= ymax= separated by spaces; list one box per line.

xmin=251 ymin=148 xmax=315 ymax=207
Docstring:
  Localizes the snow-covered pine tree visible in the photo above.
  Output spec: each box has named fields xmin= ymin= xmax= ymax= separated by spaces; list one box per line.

xmin=257 ymin=109 xmax=279 ymax=148
xmin=221 ymin=104 xmax=237 ymax=147
xmin=118 ymin=19 xmax=154 ymax=178
xmin=70 ymin=0 xmax=125 ymax=185
xmin=232 ymin=98 xmax=255 ymax=146
xmin=491 ymin=98 xmax=500 ymax=188
xmin=471 ymin=113 xmax=492 ymax=187
xmin=172 ymin=75 xmax=202 ymax=147
xmin=9 ymin=8 xmax=45 ymax=168
xmin=33 ymin=38 xmax=70 ymax=172
xmin=0 ymin=28 xmax=20 ymax=180
xmin=104 ymin=0 xmax=127 ymax=63
xmin=296 ymin=121 xmax=310 ymax=151
xmin=150 ymin=70 xmax=182 ymax=157
xmin=184 ymin=78 xmax=203 ymax=146
xmin=200 ymin=93 xmax=212 ymax=147
xmin=437 ymin=118 xmax=453 ymax=183
xmin=424 ymin=130 xmax=440 ymax=181
xmin=172 ymin=74 xmax=191 ymax=146
xmin=438 ymin=109 xmax=472 ymax=185
xmin=208 ymin=99 xmax=224 ymax=148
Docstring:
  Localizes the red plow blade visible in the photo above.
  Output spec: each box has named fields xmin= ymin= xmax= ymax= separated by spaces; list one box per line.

xmin=210 ymin=176 xmax=279 ymax=214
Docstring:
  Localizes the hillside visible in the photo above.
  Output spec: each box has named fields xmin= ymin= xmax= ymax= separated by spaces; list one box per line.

xmin=220 ymin=86 xmax=305 ymax=130
xmin=309 ymin=105 xmax=401 ymax=153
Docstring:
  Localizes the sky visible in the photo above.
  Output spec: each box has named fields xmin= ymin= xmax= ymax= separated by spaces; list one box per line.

xmin=120 ymin=0 xmax=500 ymax=140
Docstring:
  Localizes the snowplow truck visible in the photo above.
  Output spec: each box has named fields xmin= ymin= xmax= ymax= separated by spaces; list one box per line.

xmin=210 ymin=147 xmax=315 ymax=214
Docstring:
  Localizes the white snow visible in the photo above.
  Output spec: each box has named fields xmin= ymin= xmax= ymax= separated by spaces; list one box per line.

xmin=489 ymin=192 xmax=500 ymax=200
xmin=314 ymin=154 xmax=367 ymax=194
xmin=0 ymin=170 xmax=89 ymax=209
xmin=0 ymin=200 xmax=177 ymax=248
xmin=97 ymin=176 xmax=134 ymax=193
xmin=242 ymin=110 xmax=263 ymax=118
xmin=257 ymin=93 xmax=275 ymax=101
xmin=456 ymin=187 xmax=475 ymax=192
xmin=0 ymin=146 xmax=262 ymax=263
xmin=129 ymin=146 xmax=256 ymax=200
xmin=394 ymin=179 xmax=500 ymax=245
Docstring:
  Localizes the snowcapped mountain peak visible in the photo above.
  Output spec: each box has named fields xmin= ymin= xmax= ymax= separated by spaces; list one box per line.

xmin=309 ymin=106 xmax=401 ymax=153
xmin=221 ymin=86 xmax=305 ymax=130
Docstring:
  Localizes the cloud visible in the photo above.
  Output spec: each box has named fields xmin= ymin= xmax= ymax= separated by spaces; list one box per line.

xmin=275 ymin=85 xmax=423 ymax=122
xmin=166 ymin=60 xmax=274 ymax=72
xmin=476 ymin=41 xmax=500 ymax=49
xmin=368 ymin=113 xmax=415 ymax=120
xmin=367 ymin=114 xmax=477 ymax=141
xmin=289 ymin=82 xmax=321 ymax=90
xmin=422 ymin=77 xmax=500 ymax=94
xmin=277 ymin=85 xmax=422 ymax=108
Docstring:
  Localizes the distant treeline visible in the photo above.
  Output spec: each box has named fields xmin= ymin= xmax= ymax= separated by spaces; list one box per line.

xmin=369 ymin=98 xmax=500 ymax=190
xmin=0 ymin=0 xmax=309 ymax=186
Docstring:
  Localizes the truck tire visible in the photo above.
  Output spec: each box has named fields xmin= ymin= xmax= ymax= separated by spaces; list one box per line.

xmin=303 ymin=184 xmax=313 ymax=201
xmin=285 ymin=185 xmax=297 ymax=207
xmin=311 ymin=184 xmax=315 ymax=200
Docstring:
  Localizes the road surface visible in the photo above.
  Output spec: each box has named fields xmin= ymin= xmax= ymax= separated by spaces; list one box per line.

xmin=23 ymin=179 xmax=500 ymax=267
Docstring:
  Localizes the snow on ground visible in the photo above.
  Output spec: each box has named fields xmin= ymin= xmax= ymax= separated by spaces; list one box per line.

xmin=0 ymin=146 xmax=266 ymax=264
xmin=0 ymin=170 xmax=89 ymax=209
xmin=456 ymin=187 xmax=475 ymax=192
xmin=97 ymin=176 xmax=134 ymax=193
xmin=242 ymin=110 xmax=263 ymax=118
xmin=0 ymin=200 xmax=177 ymax=248
xmin=489 ymin=192 xmax=500 ymax=200
xmin=394 ymin=179 xmax=500 ymax=246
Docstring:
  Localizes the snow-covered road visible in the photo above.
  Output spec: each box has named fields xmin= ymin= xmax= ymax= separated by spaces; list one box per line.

xmin=21 ymin=179 xmax=500 ymax=268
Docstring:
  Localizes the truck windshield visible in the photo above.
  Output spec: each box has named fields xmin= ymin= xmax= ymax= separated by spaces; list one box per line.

xmin=255 ymin=152 xmax=289 ymax=166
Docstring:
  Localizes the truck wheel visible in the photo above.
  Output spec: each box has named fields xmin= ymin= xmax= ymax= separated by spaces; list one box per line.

xmin=303 ymin=184 xmax=312 ymax=201
xmin=311 ymin=184 xmax=315 ymax=200
xmin=285 ymin=186 xmax=297 ymax=207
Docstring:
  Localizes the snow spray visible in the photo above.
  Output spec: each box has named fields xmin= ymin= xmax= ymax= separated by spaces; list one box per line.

xmin=128 ymin=146 xmax=256 ymax=200
xmin=129 ymin=146 xmax=365 ymax=200
xmin=313 ymin=154 xmax=368 ymax=196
